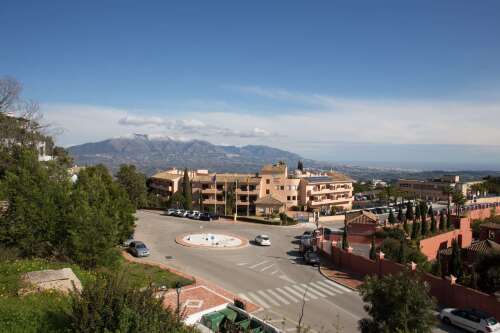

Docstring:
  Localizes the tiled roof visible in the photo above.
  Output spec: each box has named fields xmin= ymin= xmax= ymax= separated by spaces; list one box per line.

xmin=439 ymin=239 xmax=500 ymax=256
xmin=150 ymin=171 xmax=182 ymax=181
xmin=194 ymin=173 xmax=260 ymax=184
xmin=260 ymin=163 xmax=287 ymax=175
xmin=480 ymin=222 xmax=500 ymax=230
xmin=346 ymin=210 xmax=379 ymax=224
xmin=327 ymin=171 xmax=353 ymax=182
xmin=255 ymin=195 xmax=285 ymax=206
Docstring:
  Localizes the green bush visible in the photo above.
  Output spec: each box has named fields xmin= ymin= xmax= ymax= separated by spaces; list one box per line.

xmin=69 ymin=271 xmax=196 ymax=333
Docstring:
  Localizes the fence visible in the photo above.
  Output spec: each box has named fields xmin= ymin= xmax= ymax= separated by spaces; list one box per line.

xmin=317 ymin=237 xmax=500 ymax=320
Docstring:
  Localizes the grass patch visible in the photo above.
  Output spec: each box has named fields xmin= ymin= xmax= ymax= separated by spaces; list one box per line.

xmin=0 ymin=257 xmax=193 ymax=332
xmin=120 ymin=258 xmax=193 ymax=289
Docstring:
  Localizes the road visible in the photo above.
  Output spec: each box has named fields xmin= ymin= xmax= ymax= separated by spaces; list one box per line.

xmin=134 ymin=210 xmax=462 ymax=333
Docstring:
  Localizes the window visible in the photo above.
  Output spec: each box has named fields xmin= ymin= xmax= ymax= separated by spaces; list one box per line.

xmin=287 ymin=196 xmax=291 ymax=201
xmin=266 ymin=179 xmax=270 ymax=184
xmin=280 ymin=186 xmax=285 ymax=190
xmin=292 ymin=196 xmax=296 ymax=200
xmin=266 ymin=189 xmax=270 ymax=195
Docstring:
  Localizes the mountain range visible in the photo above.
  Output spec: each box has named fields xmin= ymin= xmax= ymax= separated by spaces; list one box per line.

xmin=67 ymin=135 xmax=500 ymax=181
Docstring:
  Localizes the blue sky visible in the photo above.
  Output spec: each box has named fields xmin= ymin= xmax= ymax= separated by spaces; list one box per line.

xmin=1 ymin=1 xmax=500 ymax=169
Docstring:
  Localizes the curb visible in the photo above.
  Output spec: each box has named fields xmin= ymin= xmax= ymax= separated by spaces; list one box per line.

xmin=175 ymin=233 xmax=249 ymax=250
xmin=318 ymin=264 xmax=360 ymax=292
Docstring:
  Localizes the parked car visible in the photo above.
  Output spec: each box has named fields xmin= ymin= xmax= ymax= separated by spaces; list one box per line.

xmin=440 ymin=308 xmax=500 ymax=333
xmin=128 ymin=241 xmax=150 ymax=257
xmin=255 ymin=235 xmax=271 ymax=246
xmin=122 ymin=235 xmax=134 ymax=247
xmin=302 ymin=230 xmax=314 ymax=238
xmin=166 ymin=208 xmax=177 ymax=216
xmin=174 ymin=209 xmax=185 ymax=217
xmin=180 ymin=210 xmax=190 ymax=217
xmin=191 ymin=212 xmax=201 ymax=220
xmin=199 ymin=212 xmax=213 ymax=221
xmin=210 ymin=213 xmax=220 ymax=220
xmin=187 ymin=210 xmax=200 ymax=219
xmin=304 ymin=251 xmax=320 ymax=265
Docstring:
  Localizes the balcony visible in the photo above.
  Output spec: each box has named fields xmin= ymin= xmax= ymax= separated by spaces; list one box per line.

xmin=149 ymin=183 xmax=172 ymax=192
xmin=202 ymin=199 xmax=226 ymax=205
xmin=201 ymin=188 xmax=223 ymax=194
xmin=309 ymin=197 xmax=352 ymax=206
xmin=236 ymin=188 xmax=259 ymax=195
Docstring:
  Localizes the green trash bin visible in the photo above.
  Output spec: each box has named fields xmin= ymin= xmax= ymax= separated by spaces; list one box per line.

xmin=220 ymin=308 xmax=238 ymax=322
xmin=201 ymin=312 xmax=226 ymax=331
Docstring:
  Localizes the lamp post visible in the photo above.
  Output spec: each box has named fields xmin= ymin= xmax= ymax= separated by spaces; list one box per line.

xmin=175 ymin=282 xmax=181 ymax=320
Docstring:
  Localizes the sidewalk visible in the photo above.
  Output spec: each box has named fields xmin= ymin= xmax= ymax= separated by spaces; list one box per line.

xmin=319 ymin=257 xmax=364 ymax=291
xmin=122 ymin=252 xmax=260 ymax=314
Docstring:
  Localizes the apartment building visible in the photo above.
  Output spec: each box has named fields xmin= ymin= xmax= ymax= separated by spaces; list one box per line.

xmin=397 ymin=175 xmax=486 ymax=202
xmin=149 ymin=162 xmax=354 ymax=216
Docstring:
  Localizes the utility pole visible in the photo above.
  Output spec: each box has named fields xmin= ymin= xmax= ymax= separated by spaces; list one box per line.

xmin=234 ymin=179 xmax=238 ymax=221
xmin=247 ymin=177 xmax=250 ymax=216
xmin=224 ymin=178 xmax=227 ymax=216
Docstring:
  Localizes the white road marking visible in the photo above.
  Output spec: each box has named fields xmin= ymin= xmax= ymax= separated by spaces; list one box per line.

xmin=308 ymin=282 xmax=338 ymax=296
xmin=275 ymin=287 xmax=300 ymax=303
xmin=260 ymin=264 xmax=275 ymax=272
xmin=237 ymin=262 xmax=248 ymax=266
xmin=267 ymin=288 xmax=290 ymax=305
xmin=284 ymin=286 xmax=310 ymax=301
xmin=291 ymin=284 xmax=318 ymax=299
xmin=257 ymin=290 xmax=281 ymax=307
xmin=247 ymin=291 xmax=270 ymax=308
xmin=301 ymin=283 xmax=328 ymax=298
xmin=279 ymin=274 xmax=295 ymax=284
xmin=249 ymin=260 xmax=269 ymax=269
xmin=238 ymin=293 xmax=251 ymax=301
xmin=318 ymin=279 xmax=353 ymax=293
xmin=270 ymin=269 xmax=279 ymax=275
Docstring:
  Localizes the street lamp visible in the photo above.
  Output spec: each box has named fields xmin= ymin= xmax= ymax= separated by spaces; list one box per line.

xmin=175 ymin=283 xmax=182 ymax=319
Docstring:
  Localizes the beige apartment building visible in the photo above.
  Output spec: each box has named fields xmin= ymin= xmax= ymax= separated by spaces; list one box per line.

xmin=149 ymin=162 xmax=354 ymax=216
xmin=397 ymin=175 xmax=485 ymax=202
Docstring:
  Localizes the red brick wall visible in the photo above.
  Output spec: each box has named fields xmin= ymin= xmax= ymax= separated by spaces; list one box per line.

xmin=319 ymin=242 xmax=500 ymax=320
xmin=419 ymin=217 xmax=472 ymax=260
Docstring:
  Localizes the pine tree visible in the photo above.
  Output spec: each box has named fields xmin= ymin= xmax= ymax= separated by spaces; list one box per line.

xmin=369 ymin=236 xmax=376 ymax=260
xmin=405 ymin=202 xmax=414 ymax=221
xmin=439 ymin=210 xmax=447 ymax=231
xmin=388 ymin=210 xmax=396 ymax=225
xmin=430 ymin=207 xmax=437 ymax=234
xmin=182 ymin=168 xmax=192 ymax=210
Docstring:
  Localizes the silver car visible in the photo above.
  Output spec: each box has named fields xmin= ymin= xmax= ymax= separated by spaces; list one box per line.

xmin=128 ymin=241 xmax=150 ymax=257
xmin=440 ymin=308 xmax=500 ymax=333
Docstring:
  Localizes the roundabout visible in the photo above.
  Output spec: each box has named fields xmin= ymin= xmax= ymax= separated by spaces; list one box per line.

xmin=176 ymin=232 xmax=248 ymax=249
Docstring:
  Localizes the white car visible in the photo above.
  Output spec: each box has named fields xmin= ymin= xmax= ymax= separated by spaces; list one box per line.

xmin=255 ymin=235 xmax=271 ymax=246
xmin=166 ymin=208 xmax=177 ymax=216
xmin=187 ymin=210 xmax=200 ymax=219
xmin=440 ymin=308 xmax=500 ymax=333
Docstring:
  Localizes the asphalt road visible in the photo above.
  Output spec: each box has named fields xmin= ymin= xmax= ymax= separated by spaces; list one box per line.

xmin=134 ymin=210 xmax=462 ymax=333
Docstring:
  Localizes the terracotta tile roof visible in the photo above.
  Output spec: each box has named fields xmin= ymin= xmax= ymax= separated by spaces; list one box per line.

xmin=150 ymin=171 xmax=182 ymax=181
xmin=254 ymin=195 xmax=285 ymax=206
xmin=260 ymin=163 xmax=287 ymax=175
xmin=194 ymin=173 xmax=260 ymax=184
xmin=480 ymin=222 xmax=500 ymax=230
xmin=346 ymin=210 xmax=379 ymax=224
xmin=439 ymin=239 xmax=500 ymax=256
xmin=327 ymin=171 xmax=354 ymax=182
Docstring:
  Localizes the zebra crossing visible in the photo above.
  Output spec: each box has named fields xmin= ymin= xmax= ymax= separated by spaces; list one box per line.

xmin=238 ymin=279 xmax=351 ymax=309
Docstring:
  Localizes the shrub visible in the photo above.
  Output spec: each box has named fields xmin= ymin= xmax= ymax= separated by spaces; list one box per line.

xmin=69 ymin=271 xmax=196 ymax=333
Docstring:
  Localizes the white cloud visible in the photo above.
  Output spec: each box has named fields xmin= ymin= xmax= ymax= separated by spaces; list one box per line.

xmin=39 ymin=88 xmax=500 ymax=160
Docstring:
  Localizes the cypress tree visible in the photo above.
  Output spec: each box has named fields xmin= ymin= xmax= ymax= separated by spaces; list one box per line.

xmin=403 ymin=218 xmax=409 ymax=235
xmin=342 ymin=223 xmax=349 ymax=250
xmin=415 ymin=204 xmax=421 ymax=221
xmin=388 ymin=210 xmax=396 ymax=225
xmin=420 ymin=201 xmax=427 ymax=224
xmin=182 ymin=168 xmax=192 ymax=210
xmin=397 ymin=239 xmax=407 ymax=264
xmin=297 ymin=160 xmax=304 ymax=171
xmin=439 ymin=210 xmax=447 ymax=231
xmin=369 ymin=236 xmax=376 ymax=260
xmin=405 ymin=202 xmax=414 ymax=221
xmin=411 ymin=222 xmax=419 ymax=240
xmin=446 ymin=211 xmax=453 ymax=229
xmin=449 ymin=238 xmax=462 ymax=278
xmin=421 ymin=218 xmax=428 ymax=237
xmin=430 ymin=207 xmax=437 ymax=234
xmin=397 ymin=205 xmax=404 ymax=224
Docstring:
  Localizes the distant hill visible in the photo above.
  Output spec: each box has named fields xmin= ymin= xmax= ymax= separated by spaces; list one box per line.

xmin=68 ymin=135 xmax=500 ymax=181
xmin=68 ymin=135 xmax=306 ymax=175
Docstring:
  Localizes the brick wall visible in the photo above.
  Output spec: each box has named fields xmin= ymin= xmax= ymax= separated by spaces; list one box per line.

xmin=419 ymin=217 xmax=472 ymax=260
xmin=317 ymin=239 xmax=500 ymax=320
